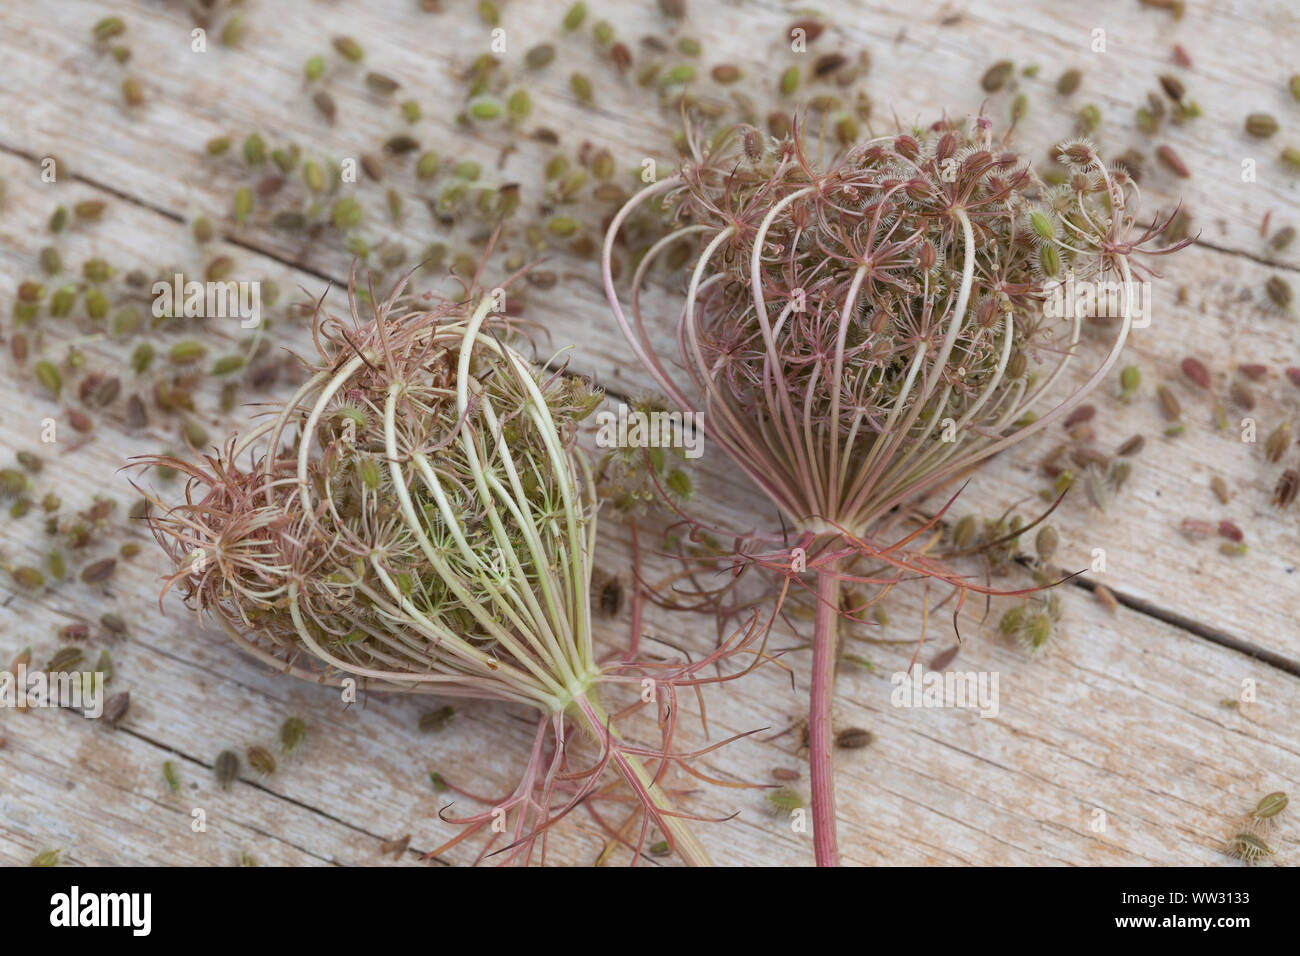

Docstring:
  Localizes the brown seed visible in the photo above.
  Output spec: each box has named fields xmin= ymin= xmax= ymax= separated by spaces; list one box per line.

xmin=1156 ymin=384 xmax=1181 ymax=420
xmin=1287 ymin=367 xmax=1300 ymax=388
xmin=1244 ymin=113 xmax=1279 ymax=138
xmin=1210 ymin=475 xmax=1229 ymax=505
xmin=1238 ymin=363 xmax=1268 ymax=381
xmin=1094 ymin=583 xmax=1119 ymax=613
xmin=364 ymin=71 xmax=400 ymax=95
xmin=1180 ymin=518 xmax=1214 ymax=538
xmin=1217 ymin=520 xmax=1244 ymax=542
xmin=246 ymin=745 xmax=276 ymax=775
xmin=379 ymin=834 xmax=411 ymax=858
xmin=1172 ymin=44 xmax=1192 ymax=68
xmin=1228 ymin=379 xmax=1257 ymax=411
xmin=929 ymin=644 xmax=960 ymax=670
xmin=1179 ymin=357 xmax=1210 ymax=389
xmin=1264 ymin=422 xmax=1291 ymax=463
xmin=102 ymin=691 xmax=130 ymax=726
xmin=67 ymin=408 xmax=92 ymax=433
xmin=834 ymin=728 xmax=874 ymax=749
xmin=609 ymin=42 xmax=631 ymax=71
xmin=1116 ymin=434 xmax=1145 ymax=456
xmin=1270 ymin=225 xmax=1296 ymax=251
xmin=771 ymin=767 xmax=801 ymax=782
xmin=711 ymin=64 xmax=741 ymax=84
xmin=1063 ymin=404 xmax=1095 ymax=428
xmin=214 ymin=750 xmax=239 ymax=789
xmin=10 ymin=332 xmax=27 ymax=365
xmin=981 ymin=60 xmax=1014 ymax=92
xmin=812 ymin=53 xmax=847 ymax=78
xmin=312 ymin=90 xmax=336 ymax=123
xmin=1056 ymin=68 xmax=1081 ymax=96
xmin=1265 ymin=275 xmax=1292 ymax=309
xmin=1156 ymin=144 xmax=1190 ymax=177
xmin=80 ymin=557 xmax=117 ymax=584
xmin=1273 ymin=469 xmax=1298 ymax=508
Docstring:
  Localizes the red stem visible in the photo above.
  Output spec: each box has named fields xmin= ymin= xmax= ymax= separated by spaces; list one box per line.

xmin=810 ymin=565 xmax=841 ymax=866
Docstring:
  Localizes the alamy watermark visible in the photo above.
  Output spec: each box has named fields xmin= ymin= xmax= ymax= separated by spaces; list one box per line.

xmin=0 ymin=665 xmax=104 ymax=718
xmin=594 ymin=403 xmax=704 ymax=459
xmin=890 ymin=662 xmax=999 ymax=719
xmin=152 ymin=274 xmax=261 ymax=328
xmin=1042 ymin=272 xmax=1153 ymax=329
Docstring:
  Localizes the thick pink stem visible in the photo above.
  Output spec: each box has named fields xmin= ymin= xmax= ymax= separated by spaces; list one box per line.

xmin=810 ymin=566 xmax=841 ymax=866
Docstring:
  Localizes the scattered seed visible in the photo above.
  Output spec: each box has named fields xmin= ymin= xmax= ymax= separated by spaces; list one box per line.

xmin=1229 ymin=831 xmax=1272 ymax=862
xmin=1245 ymin=113 xmax=1279 ymax=138
xmin=525 ymin=43 xmax=556 ymax=69
xmin=1035 ymin=525 xmax=1059 ymax=562
xmin=214 ymin=750 xmax=239 ymax=789
xmin=1269 ymin=225 xmax=1295 ymax=251
xmin=102 ymin=691 xmax=129 ymax=726
xmin=233 ymin=186 xmax=253 ymax=224
xmin=29 ymin=849 xmax=60 ymax=867
xmin=419 ymin=706 xmax=456 ymax=732
xmin=246 ymin=745 xmax=276 ymax=775
xmin=1209 ymin=475 xmax=1229 ymax=504
xmin=1180 ymin=357 xmax=1210 ymax=389
xmin=570 ymin=72 xmax=593 ymax=104
xmin=1056 ymin=68 xmax=1081 ymax=95
xmin=280 ymin=716 xmax=306 ymax=755
xmin=312 ymin=90 xmax=337 ymax=123
xmin=981 ymin=60 xmax=1014 ymax=92
xmin=428 ymin=770 xmax=448 ymax=792
xmin=835 ymin=728 xmax=873 ymax=749
xmin=1094 ymin=583 xmax=1119 ymax=613
xmin=1265 ymin=275 xmax=1292 ymax=309
xmin=1273 ymin=469 xmax=1298 ymax=508
xmin=1156 ymin=384 xmax=1181 ymax=420
xmin=1253 ymin=791 xmax=1288 ymax=819
xmin=332 ymin=36 xmax=363 ymax=62
xmin=379 ymin=834 xmax=411 ymax=858
xmin=1218 ymin=520 xmax=1244 ymax=542
xmin=163 ymin=761 xmax=181 ymax=794
xmin=766 ymin=787 xmax=803 ymax=812
xmin=80 ymin=557 xmax=116 ymax=585
xmin=101 ymin=613 xmax=127 ymax=636
xmin=1156 ymin=144 xmax=1190 ymax=177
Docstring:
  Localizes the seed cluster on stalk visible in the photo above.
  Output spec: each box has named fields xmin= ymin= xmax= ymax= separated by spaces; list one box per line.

xmin=136 ymin=266 xmax=773 ymax=865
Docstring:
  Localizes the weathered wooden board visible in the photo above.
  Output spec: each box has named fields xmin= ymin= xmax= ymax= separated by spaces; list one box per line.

xmin=1 ymin=0 xmax=1298 ymax=866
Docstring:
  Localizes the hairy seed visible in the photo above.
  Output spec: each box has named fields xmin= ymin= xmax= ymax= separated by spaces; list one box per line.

xmin=246 ymin=745 xmax=276 ymax=775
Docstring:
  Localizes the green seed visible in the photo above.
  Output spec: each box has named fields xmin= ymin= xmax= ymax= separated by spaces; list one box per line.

xmin=779 ymin=65 xmax=800 ymax=96
xmin=35 ymin=360 xmax=62 ymax=398
xmin=92 ymin=17 xmax=126 ymax=42
xmin=1056 ymin=68 xmax=1081 ymax=95
xmin=469 ymin=97 xmax=503 ymax=120
xmin=11 ymin=566 xmax=43 ymax=589
xmin=163 ymin=761 xmax=181 ymax=795
xmin=220 ymin=16 xmax=244 ymax=46
xmin=415 ymin=151 xmax=440 ymax=179
xmin=304 ymin=55 xmax=325 ymax=82
xmin=547 ymin=216 xmax=579 ymax=237
xmin=242 ymin=132 xmax=266 ymax=165
xmin=563 ymin=2 xmax=587 ymax=29
xmin=1245 ymin=113 xmax=1279 ymax=138
xmin=1280 ymin=146 xmax=1300 ymax=170
xmin=452 ymin=160 xmax=481 ymax=180
xmin=1010 ymin=93 xmax=1028 ymax=121
xmin=210 ymin=355 xmax=245 ymax=376
xmin=130 ymin=342 xmax=154 ymax=375
xmin=192 ymin=215 xmax=214 ymax=243
xmin=74 ymin=200 xmax=106 ymax=221
xmin=47 ymin=549 xmax=66 ymax=581
xmin=506 ymin=89 xmax=532 ymax=121
xmin=766 ymin=787 xmax=803 ymax=812
xmin=332 ymin=36 xmax=364 ymax=62
xmin=303 ymin=160 xmax=326 ymax=192
xmin=570 ymin=73 xmax=593 ymax=104
xmin=1266 ymin=275 xmax=1293 ymax=309
xmin=478 ymin=0 xmax=500 ymax=26
xmin=206 ymin=136 xmax=231 ymax=156
xmin=429 ymin=770 xmax=448 ymax=792
xmin=280 ymin=716 xmax=306 ymax=754
xmin=401 ymin=99 xmax=422 ymax=123
xmin=168 ymin=341 xmax=207 ymax=364
xmin=1119 ymin=364 xmax=1140 ymax=401
xmin=233 ymin=186 xmax=252 ymax=224
xmin=49 ymin=206 xmax=67 ymax=233
xmin=1253 ymin=791 xmax=1288 ymax=819
xmin=29 ymin=849 xmax=60 ymax=867
xmin=661 ymin=64 xmax=695 ymax=86
xmin=332 ymin=197 xmax=363 ymax=229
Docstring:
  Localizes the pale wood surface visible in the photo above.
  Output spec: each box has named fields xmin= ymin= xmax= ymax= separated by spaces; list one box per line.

xmin=1 ymin=0 xmax=1297 ymax=866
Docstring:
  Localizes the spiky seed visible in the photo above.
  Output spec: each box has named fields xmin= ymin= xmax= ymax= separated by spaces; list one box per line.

xmin=1229 ymin=831 xmax=1273 ymax=862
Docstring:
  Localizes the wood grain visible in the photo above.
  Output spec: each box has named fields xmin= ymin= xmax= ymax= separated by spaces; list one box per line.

xmin=1 ymin=0 xmax=1297 ymax=866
